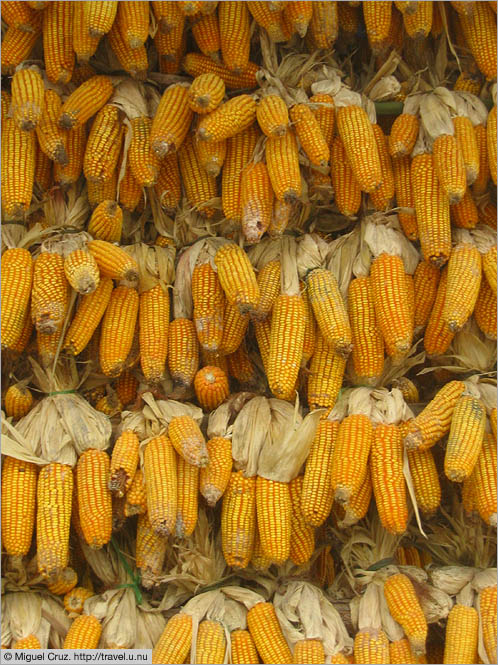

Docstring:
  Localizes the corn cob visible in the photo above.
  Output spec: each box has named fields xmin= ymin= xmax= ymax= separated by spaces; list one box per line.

xmin=125 ymin=469 xmax=146 ymax=516
xmin=247 ymin=2 xmax=287 ymax=42
xmin=10 ymin=67 xmax=43 ymax=132
xmin=363 ymin=1 xmax=392 ymax=52
xmin=4 ymin=383 xmax=33 ymax=419
xmin=88 ymin=200 xmax=123 ymax=243
xmin=412 ymin=261 xmax=440 ymax=329
xmin=63 ymin=587 xmax=94 ymax=615
xmin=254 ymin=316 xmax=272 ymax=375
xmin=241 ymin=161 xmax=274 ymax=244
xmin=43 ymin=1 xmax=74 ymax=84
xmin=231 ymin=630 xmax=259 ymax=665
xmin=1 ymin=23 xmax=41 ymax=75
xmin=214 ymin=243 xmax=260 ymax=315
xmin=432 ymin=134 xmax=466 ymax=204
xmin=252 ymin=260 xmax=281 ymax=322
xmin=31 ymin=252 xmax=69 ymax=335
xmin=403 ymin=0 xmax=433 ymax=38
xmin=191 ymin=12 xmax=219 ymax=60
xmin=144 ymin=435 xmax=177 ymax=536
xmin=99 ymin=285 xmax=139 ymax=377
xmin=12 ymin=636 xmax=41 ymax=650
xmin=87 ymin=240 xmax=138 ymax=284
xmin=383 ymin=573 xmax=427 ymax=655
xmin=288 ymin=476 xmax=315 ymax=565
xmin=371 ymin=424 xmax=408 ymax=535
xmin=63 ymin=249 xmax=99 ymax=296
xmin=443 ymin=242 xmax=482 ymax=332
xmin=307 ymin=268 xmax=352 ymax=358
xmin=178 ymin=134 xmax=217 ymax=217
xmin=199 ymin=437 xmax=232 ymax=506
xmin=76 ymin=450 xmax=112 ymax=549
xmin=128 ymin=117 xmax=159 ymax=187
xmin=54 ymin=124 xmax=86 ymax=187
xmin=115 ymin=371 xmax=138 ymax=407
xmin=406 ymin=445 xmax=441 ymax=516
xmin=168 ymin=415 xmax=208 ymax=467
xmin=403 ymin=381 xmax=466 ymax=450
xmin=221 ymin=471 xmax=256 ymax=568
xmin=72 ymin=0 xmax=99 ymax=62
xmin=87 ymin=171 xmax=118 ymax=208
xmin=2 ymin=118 xmax=36 ymax=220
xmin=348 ymin=276 xmax=384 ymax=383
xmin=227 ymin=342 xmax=255 ymax=386
xmin=222 ymin=123 xmax=259 ymax=221
xmin=331 ymin=414 xmax=374 ymax=504
xmin=472 ymin=431 xmax=497 ymax=526
xmin=452 ymin=115 xmax=479 ymax=185
xmin=256 ymin=476 xmax=291 ymax=564
xmin=108 ymin=18 xmax=148 ymax=79
xmin=152 ymin=1 xmax=183 ymax=33
xmin=247 ymin=602 xmax=293 ymax=665
xmin=293 ymin=639 xmax=325 ymax=664
xmin=119 ymin=162 xmax=143 ymax=213
xmin=411 ymin=153 xmax=451 ymax=266
xmin=109 ymin=430 xmax=140 ymax=498
xmin=290 ymin=103 xmax=330 ymax=167
xmin=265 ymin=129 xmax=302 ymax=202
xmin=116 ymin=1 xmax=149 ymax=49
xmin=219 ymin=301 xmax=249 ymax=355
xmin=330 ymin=135 xmax=362 ymax=217
xmin=64 ymin=615 xmax=102 ymax=649
xmin=452 ymin=187 xmax=479 ymax=228
xmin=218 ymin=1 xmax=250 ymax=74
xmin=307 ymin=1 xmax=338 ymax=49
xmin=389 ymin=113 xmax=420 ymax=158
xmin=257 ymin=95 xmax=289 ymax=137
xmin=1 ymin=248 xmax=34 ymax=351
xmin=154 ymin=151 xmax=181 ymax=212
xmin=423 ymin=267 xmax=455 ymax=355
xmin=307 ymin=331 xmax=346 ymax=411
xmin=194 ymin=365 xmax=229 ymax=410
xmin=168 ymin=318 xmax=199 ymax=388
xmin=175 ymin=456 xmax=198 ymax=538
xmin=83 ymin=0 xmax=118 ymax=37
xmin=370 ymin=124 xmax=395 ymax=210
xmin=301 ymin=419 xmax=337 ymax=526
xmin=460 ymin=2 xmax=497 ymax=80
xmin=47 ymin=567 xmax=78 ymax=595
xmin=1 ymin=456 xmax=37 ymax=557
xmin=34 ymin=89 xmax=67 ymax=166
xmin=139 ymin=284 xmax=170 ymax=383
xmin=1 ymin=1 xmax=39 ymax=30
xmin=445 ymin=395 xmax=486 ymax=482
xmin=268 ymin=293 xmax=305 ymax=401
xmin=188 ymin=73 xmax=225 ymax=115
xmin=474 ymin=276 xmax=497 ymax=339
xmin=59 ymin=76 xmax=113 ymax=130
xmin=83 ymin=105 xmax=123 ymax=183
xmin=480 ymin=585 xmax=497 ymax=663
xmin=443 ymin=604 xmax=479 ymax=664
xmin=151 ymin=84 xmax=192 ymax=158
xmin=152 ymin=614 xmax=192 ymax=665
xmin=336 ymin=105 xmax=382 ymax=193
xmin=136 ymin=512 xmax=168 ymax=588
xmin=64 ymin=278 xmax=113 ymax=356
xmin=195 ymin=620 xmax=226 ymax=664
xmin=182 ymin=53 xmax=259 ymax=90
xmin=198 ymin=95 xmax=257 ymax=143
xmin=37 ymin=463 xmax=73 ymax=577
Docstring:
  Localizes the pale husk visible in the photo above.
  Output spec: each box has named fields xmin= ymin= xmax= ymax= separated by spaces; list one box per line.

xmin=346 ymin=387 xmax=375 ymax=418
xmin=355 ymin=583 xmax=383 ymax=632
xmin=333 ymin=86 xmax=363 ymax=109
xmin=1 ymin=596 xmax=12 ymax=648
xmin=470 ymin=224 xmax=497 ymax=254
xmin=420 ymin=90 xmax=454 ymax=144
xmin=280 ymin=236 xmax=301 ymax=296
xmin=135 ymin=604 xmax=167 ymax=650
xmin=206 ymin=393 xmax=256 ymax=439
xmin=123 ymin=242 xmax=175 ymax=293
xmin=247 ymin=236 xmax=283 ymax=271
xmin=85 ymin=588 xmax=137 ymax=649
xmin=379 ymin=589 xmax=404 ymax=642
xmin=296 ymin=233 xmax=330 ymax=278
xmin=5 ymin=591 xmax=45 ymax=644
xmin=455 ymin=91 xmax=489 ymax=126
xmin=327 ymin=226 xmax=362 ymax=298
xmin=429 ymin=566 xmax=477 ymax=596
xmin=140 ymin=391 xmax=203 ymax=439
xmin=368 ymin=76 xmax=402 ymax=102
xmin=231 ymin=396 xmax=272 ymax=477
xmin=41 ymin=595 xmax=72 ymax=649
xmin=413 ymin=581 xmax=453 ymax=623
xmin=362 ymin=212 xmax=420 ymax=272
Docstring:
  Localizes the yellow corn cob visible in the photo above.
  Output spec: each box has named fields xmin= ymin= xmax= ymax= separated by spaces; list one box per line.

xmin=256 ymin=476 xmax=291 ymax=564
xmin=284 ymin=1 xmax=312 ymax=36
xmin=222 ymin=123 xmax=259 ymax=220
xmin=2 ymin=1 xmax=39 ymax=30
xmin=413 ymin=261 xmax=440 ymax=328
xmin=87 ymin=170 xmax=118 ymax=208
xmin=194 ymin=365 xmax=229 ymax=410
xmin=195 ymin=136 xmax=226 ymax=177
xmin=108 ymin=19 xmax=148 ymax=79
xmin=348 ymin=277 xmax=384 ymax=383
xmin=294 ymin=639 xmax=325 ymax=664
xmin=72 ymin=1 xmax=100 ymax=62
xmin=136 ymin=512 xmax=168 ymax=588
xmin=47 ymin=567 xmax=78 ymax=595
xmin=178 ymin=1 xmax=202 ymax=15
xmin=460 ymin=2 xmax=497 ymax=80
xmin=472 ymin=123 xmax=490 ymax=195
xmin=227 ymin=342 xmax=255 ymax=386
xmin=403 ymin=380 xmax=466 ymax=451
xmin=83 ymin=105 xmax=123 ymax=183
xmin=191 ymin=12 xmax=219 ymax=60
xmin=482 ymin=245 xmax=497 ymax=296
xmin=37 ymin=328 xmax=63 ymax=368
xmin=83 ymin=0 xmax=118 ymax=37
xmin=124 ymin=469 xmax=146 ymax=516
xmin=288 ymin=476 xmax=315 ymax=565
xmin=453 ymin=116 xmax=479 ymax=185
xmin=463 ymin=472 xmax=478 ymax=516
xmin=370 ymin=124 xmax=395 ymax=210
xmin=31 ymin=252 xmax=69 ymax=335
xmin=178 ymin=133 xmax=217 ymax=217
xmin=265 ymin=129 xmax=302 ymax=202
xmin=337 ymin=468 xmax=373 ymax=527
xmin=12 ymin=636 xmax=41 ymax=650
xmin=182 ymin=53 xmax=259 ymax=90
xmin=4 ymin=383 xmax=33 ymax=419
xmin=194 ymin=620 xmax=226 ymax=663
xmin=197 ymin=95 xmax=257 ymax=143
xmin=99 ymin=285 xmax=139 ymax=377
xmin=139 ymin=284 xmax=170 ymax=383
xmin=1 ymin=456 xmax=37 ymax=557
xmin=88 ymin=200 xmax=123 ymax=243
xmin=2 ymin=89 xmax=11 ymax=124
xmin=188 ymin=73 xmax=225 ymax=115
xmin=355 ymin=629 xmax=389 ymax=664
xmin=472 ymin=431 xmax=497 ymax=526
xmin=1 ymin=118 xmax=36 ymax=220
xmin=77 ymin=450 xmax=112 ymax=549
xmin=424 ymin=268 xmax=455 ymax=355
xmin=411 ymin=153 xmax=451 ymax=266
xmin=331 ymin=414 xmax=374 ymax=504
xmin=128 ymin=117 xmax=159 ymax=187
xmin=257 ymin=95 xmax=289 ymax=137
xmin=307 ymin=331 xmax=346 ymax=411
xmin=253 ymin=260 xmax=281 ymax=322
xmin=432 ymin=134 xmax=466 ymax=204
xmin=383 ymin=573 xmax=427 ymax=655
xmin=487 ymin=105 xmax=498 ymax=186
xmin=403 ymin=0 xmax=432 ymax=38
xmin=10 ymin=67 xmax=43 ymax=131
xmin=152 ymin=1 xmax=183 ymax=33
xmin=363 ymin=1 xmax=392 ymax=51
xmin=214 ymin=243 xmax=260 ymax=315
xmin=443 ymin=242 xmax=482 ymax=332
xmin=336 ymin=105 xmax=382 ymax=193
xmin=454 ymin=70 xmax=482 ymax=95
xmin=150 ymin=84 xmax=193 ymax=158
xmin=443 ymin=604 xmax=478 ymax=664
xmin=175 ymin=456 xmax=198 ymax=538
xmin=219 ymin=301 xmax=249 ymax=355
xmin=268 ymin=294 xmax=305 ymax=401
xmin=1 ymin=23 xmax=41 ymax=75
xmin=445 ymin=395 xmax=486 ymax=482
xmin=221 ymin=471 xmax=256 ymax=568
xmin=307 ymin=1 xmax=338 ymax=49
xmin=64 ymin=277 xmax=113 ymax=355
xmin=371 ymin=424 xmax=408 ymax=535
xmin=290 ymin=103 xmax=330 ymax=167
xmin=330 ymin=652 xmax=351 ymax=664
xmin=9 ymin=309 xmax=34 ymax=355
xmin=54 ymin=124 xmax=86 ymax=187
xmin=330 ymin=135 xmax=362 ymax=217
xmin=119 ymin=162 xmax=143 ymax=213
xmin=43 ymin=1 xmax=74 ymax=84
xmin=168 ymin=415 xmax=209 ymax=467
xmin=307 ymin=268 xmax=352 ymax=358
xmin=115 ymin=371 xmax=138 ymax=407
xmin=491 ymin=408 xmax=497 ymax=441
xmin=168 ymin=318 xmax=199 ymax=388
xmin=63 ymin=249 xmax=100 ymax=296
xmin=451 ymin=187 xmax=480 ymax=227
xmin=199 ymin=437 xmax=232 ymax=506
xmin=192 ymin=262 xmax=225 ymax=352
xmin=251 ymin=530 xmax=273 ymax=570
xmin=63 ymin=587 xmax=94 ymax=615
xmin=37 ymin=463 xmax=73 ymax=577
xmin=474 ymin=276 xmax=497 ymax=339
xmin=393 ymin=154 xmax=418 ymax=240
xmin=109 ymin=430 xmax=140 ymax=497
xmin=64 ymin=615 xmax=102 ymax=649
xmin=406 ymin=447 xmax=441 ymax=516
xmin=301 ymin=419 xmax=337 ymax=527
xmin=154 ymin=150 xmax=181 ymax=212
xmin=218 ymin=1 xmax=250 ymax=74
xmin=370 ymin=253 xmax=413 ymax=360
xmin=389 ymin=638 xmax=415 ymax=664
xmin=247 ymin=2 xmax=287 ymax=42
xmin=87 ymin=240 xmax=139 ymax=283
xmin=231 ymin=630 xmax=259 ymax=665
xmin=34 ymin=138 xmax=53 ymax=191
xmin=115 ymin=1 xmax=149 ymax=49
xmin=480 ymin=585 xmax=497 ymax=663
xmin=59 ymin=76 xmax=113 ymax=129
xmin=152 ymin=613 xmax=192 ymax=665
xmin=241 ymin=161 xmax=274 ymax=244
xmin=247 ymin=602 xmax=292 ymax=665
xmin=254 ymin=316 xmax=272 ymax=375
xmin=144 ymin=435 xmax=177 ymax=536
xmin=1 ymin=248 xmax=33 ymax=351
xmin=310 ymin=93 xmax=335 ymax=144
xmin=35 ymin=89 xmax=67 ymax=165
xmin=389 ymin=113 xmax=420 ymax=158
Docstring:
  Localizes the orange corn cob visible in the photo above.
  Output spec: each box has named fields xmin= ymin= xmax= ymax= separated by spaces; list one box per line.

xmin=188 ymin=73 xmax=225 ymax=115
xmin=247 ymin=602 xmax=292 ymax=665
xmin=1 ymin=23 xmax=41 ymax=75
xmin=195 ymin=135 xmax=226 ymax=177
xmin=266 ymin=129 xmax=302 ymax=202
xmin=168 ymin=415 xmax=208 ymax=467
xmin=389 ymin=113 xmax=420 ymax=158
xmin=219 ymin=301 xmax=249 ymax=355
xmin=10 ymin=67 xmax=43 ymax=131
xmin=269 ymin=199 xmax=294 ymax=236
xmin=108 ymin=19 xmax=148 ymax=79
xmin=288 ymin=475 xmax=315 ymax=565
xmin=168 ymin=318 xmax=199 ymax=388
xmin=63 ymin=615 xmax=102 ymax=649
xmin=472 ymin=123 xmax=490 ymax=195
xmin=124 ymin=469 xmax=146 ymax=516
xmin=119 ymin=162 xmax=143 ymax=213
xmin=139 ymin=285 xmax=170 ymax=383
xmin=2 ymin=118 xmax=36 ymax=219
xmin=43 ymin=1 xmax=74 ymax=84
xmin=383 ymin=573 xmax=427 ymax=655
xmin=331 ymin=414 xmax=374 ymax=503
xmin=115 ymin=371 xmax=138 ymax=406
xmin=363 ymin=0 xmax=392 ymax=52
xmin=337 ymin=468 xmax=373 ymax=527
xmin=227 ymin=342 xmax=255 ymax=386
xmin=128 ymin=117 xmax=159 ymax=187
xmin=83 ymin=0 xmax=118 ymax=37
xmin=35 ymin=89 xmax=67 ymax=164
xmin=152 ymin=614 xmax=192 ymax=665
xmin=136 ymin=512 xmax=168 ymax=588
xmin=257 ymin=95 xmax=289 ymax=138
xmin=194 ymin=365 xmax=229 ymax=410
xmin=4 ymin=383 xmax=33 ymax=419
xmin=218 ymin=1 xmax=250 ymax=74
xmin=411 ymin=153 xmax=451 ymax=266
xmin=182 ymin=53 xmax=259 ymax=90
xmin=1 ymin=456 xmax=37 ymax=557
xmin=196 ymin=620 xmax=226 ymax=664
xmin=215 ymin=242 xmax=260 ymax=315
xmin=403 ymin=0 xmax=433 ymax=38
xmin=443 ymin=242 xmax=482 ymax=332
xmin=256 ymin=476 xmax=291 ymax=564
xmin=109 ymin=430 xmax=140 ymax=497
xmin=64 ymin=278 xmax=113 ymax=356
xmin=116 ymin=1 xmax=149 ymax=49
xmin=154 ymin=150 xmax=181 ymax=212
xmin=294 ymin=639 xmax=325 ymax=664
xmin=254 ymin=316 xmax=272 ymax=374
xmin=31 ymin=252 xmax=69 ymax=335
xmin=86 ymin=171 xmax=118 ymax=208
xmin=54 ymin=124 xmax=86 ymax=187
xmin=330 ymin=136 xmax=362 ymax=217
xmin=64 ymin=248 xmax=99 ymax=295
xmin=460 ymin=2 xmax=497 ymax=80
xmin=413 ymin=261 xmax=440 ymax=328
xmin=451 ymin=188 xmax=479 ymax=229
xmin=403 ymin=380 xmax=466 ymax=451
xmin=151 ymin=84 xmax=192 ymax=158
xmin=307 ymin=1 xmax=338 ymax=49
xmin=348 ymin=277 xmax=384 ymax=383
xmin=77 ymin=450 xmax=112 ymax=549
xmin=445 ymin=395 xmax=486 ymax=482
xmin=253 ymin=260 xmax=281 ymax=322
xmin=371 ymin=424 xmax=408 ymax=534
xmin=480 ymin=585 xmax=497 ymax=663
xmin=247 ymin=2 xmax=288 ymax=42
xmin=370 ymin=124 xmax=395 ymax=210
xmin=443 ymin=605 xmax=479 ymax=664
xmin=59 ymin=75 xmax=113 ymax=129
xmin=191 ymin=12 xmax=219 ymax=60
xmin=307 ymin=268 xmax=352 ymax=358
xmin=99 ymin=286 xmax=139 ymax=377
xmin=199 ymin=437 xmax=232 ymax=506
xmin=47 ymin=567 xmax=78 ymax=595
xmin=268 ymin=293 xmax=305 ymax=401
xmin=63 ymin=587 xmax=94 ymax=615
xmin=231 ymin=630 xmax=259 ymax=665
xmin=474 ymin=277 xmax=497 ymax=339
xmin=176 ymin=456 xmax=199 ymax=538
xmin=178 ymin=134 xmax=217 ymax=217
xmin=432 ymin=134 xmax=466 ymax=204
xmin=197 ymin=95 xmax=257 ymax=143
xmin=472 ymin=431 xmax=497 ymax=526
xmin=241 ymin=161 xmax=274 ymax=244
xmin=424 ymin=268 xmax=454 ymax=356
xmin=301 ymin=419 xmax=338 ymax=527
xmin=144 ymin=435 xmax=177 ymax=536
xmin=307 ymin=332 xmax=346 ymax=411
xmin=222 ymin=123 xmax=259 ymax=221
xmin=336 ymin=105 xmax=382 ymax=193
xmin=221 ymin=471 xmax=256 ymax=568
xmin=290 ymin=103 xmax=330 ymax=167
xmin=453 ymin=115 xmax=479 ymax=185
xmin=88 ymin=200 xmax=123 ymax=243
xmin=285 ymin=1 xmax=312 ymax=36
xmin=2 ymin=1 xmax=39 ymax=30
xmin=83 ymin=105 xmax=123 ymax=183
xmin=488 ymin=105 xmax=497 ymax=185
xmin=12 ymin=636 xmax=41 ymax=650
xmin=87 ymin=240 xmax=139 ymax=283
xmin=310 ymin=93 xmax=335 ymax=144
xmin=72 ymin=0 xmax=100 ymax=62
xmin=1 ymin=248 xmax=34 ymax=351
xmin=34 ymin=138 xmax=53 ymax=191
xmin=152 ymin=1 xmax=183 ymax=33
